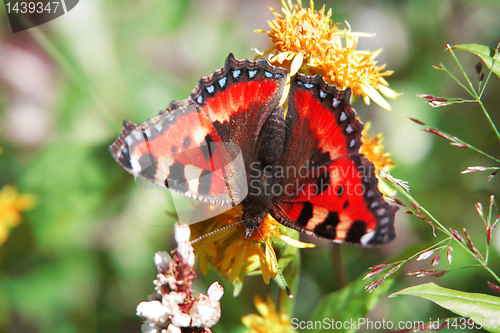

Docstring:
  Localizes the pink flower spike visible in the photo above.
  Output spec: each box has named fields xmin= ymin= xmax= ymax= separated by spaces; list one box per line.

xmin=488 ymin=170 xmax=499 ymax=181
xmin=385 ymin=263 xmax=402 ymax=278
xmin=463 ymin=228 xmax=475 ymax=247
xmin=447 ymin=247 xmax=453 ymax=265
xmin=475 ymin=202 xmax=484 ymax=219
xmin=487 ymin=227 xmax=491 ymax=246
xmin=450 ymin=142 xmax=468 ymax=149
xmin=416 ymin=249 xmax=436 ymax=261
xmin=450 ymin=228 xmax=464 ymax=242
xmin=409 ymin=201 xmax=420 ymax=212
xmin=368 ymin=262 xmax=393 ymax=270
xmin=394 ymin=198 xmax=406 ymax=206
xmin=491 ymin=215 xmax=500 ymax=230
xmin=406 ymin=270 xmax=422 ymax=276
xmin=428 ymin=100 xmax=449 ymax=107
xmin=487 ymin=281 xmax=500 ymax=295
xmin=431 ymin=253 xmax=440 ymax=266
xmin=437 ymin=321 xmax=449 ymax=330
xmin=416 ymin=94 xmax=436 ymax=99
xmin=363 ymin=267 xmax=384 ymax=280
xmin=365 ymin=277 xmax=384 ymax=292
xmin=413 ymin=270 xmax=447 ymax=278
xmin=424 ymin=128 xmax=451 ymax=140
xmin=408 ymin=117 xmax=426 ymax=125
xmin=461 ymin=166 xmax=488 ymax=174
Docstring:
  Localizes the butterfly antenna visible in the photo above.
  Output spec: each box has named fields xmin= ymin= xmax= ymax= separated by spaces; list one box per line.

xmin=255 ymin=227 xmax=293 ymax=299
xmin=190 ymin=220 xmax=244 ymax=244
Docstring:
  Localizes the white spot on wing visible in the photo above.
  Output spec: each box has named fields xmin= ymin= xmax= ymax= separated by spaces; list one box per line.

xmin=133 ymin=131 xmax=142 ymax=141
xmin=340 ymin=111 xmax=347 ymax=122
xmin=304 ymin=83 xmax=314 ymax=89
xmin=197 ymin=95 xmax=203 ymax=104
xmin=184 ymin=165 xmax=203 ymax=194
xmin=360 ymin=231 xmax=375 ymax=246
xmin=156 ymin=156 xmax=176 ymax=183
xmin=232 ymin=69 xmax=241 ymax=78
xmin=248 ymin=70 xmax=257 ymax=78
xmin=130 ymin=156 xmax=141 ymax=175
xmin=218 ymin=77 xmax=227 ymax=88
xmin=333 ymin=98 xmax=340 ymax=108
xmin=319 ymin=90 xmax=327 ymax=99
xmin=346 ymin=124 xmax=353 ymax=134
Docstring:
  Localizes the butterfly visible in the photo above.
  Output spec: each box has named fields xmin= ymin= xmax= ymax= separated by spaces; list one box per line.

xmin=109 ymin=54 xmax=398 ymax=247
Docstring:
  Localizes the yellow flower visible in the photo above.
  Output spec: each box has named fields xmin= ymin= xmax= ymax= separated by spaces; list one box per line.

xmin=190 ymin=206 xmax=313 ymax=286
xmin=360 ymin=122 xmax=396 ymax=197
xmin=256 ymin=0 xmax=398 ymax=110
xmin=360 ymin=121 xmax=395 ymax=173
xmin=0 ymin=185 xmax=36 ymax=243
xmin=242 ymin=295 xmax=295 ymax=333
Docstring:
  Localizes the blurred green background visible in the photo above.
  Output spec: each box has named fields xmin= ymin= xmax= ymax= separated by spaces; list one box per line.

xmin=0 ymin=0 xmax=500 ymax=332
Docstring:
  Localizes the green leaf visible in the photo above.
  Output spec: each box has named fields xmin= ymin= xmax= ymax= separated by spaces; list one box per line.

xmin=307 ymin=243 xmax=427 ymax=333
xmin=308 ymin=271 xmax=396 ymax=333
xmin=390 ymin=282 xmax=500 ymax=333
xmin=452 ymin=44 xmax=500 ymax=78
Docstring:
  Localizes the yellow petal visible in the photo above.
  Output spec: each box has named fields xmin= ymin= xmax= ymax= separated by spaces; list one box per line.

xmin=279 ymin=234 xmax=315 ymax=248
xmin=228 ymin=246 xmax=246 ymax=282
xmin=254 ymin=295 xmax=270 ymax=317
xmin=378 ymin=83 xmax=400 ymax=100
xmin=279 ymin=80 xmax=291 ymax=107
xmin=361 ymin=83 xmax=392 ymax=111
xmin=258 ymin=244 xmax=273 ymax=283
xmin=289 ymin=52 xmax=304 ymax=76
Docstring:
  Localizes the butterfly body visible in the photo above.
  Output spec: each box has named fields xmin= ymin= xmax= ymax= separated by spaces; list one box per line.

xmin=110 ymin=54 xmax=398 ymax=247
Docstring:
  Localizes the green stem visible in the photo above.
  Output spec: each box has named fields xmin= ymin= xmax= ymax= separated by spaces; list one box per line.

xmin=383 ymin=178 xmax=500 ymax=285
xmin=479 ymin=59 xmax=496 ymax=99
xmin=436 ymin=62 xmax=474 ymax=96
xmin=477 ymin=99 xmax=500 ymax=143
xmin=331 ymin=243 xmax=348 ymax=290
xmin=479 ymin=43 xmax=499 ymax=99
xmin=485 ymin=197 xmax=494 ymax=264
xmin=447 ymin=45 xmax=478 ymax=99
xmin=426 ymin=126 xmax=500 ymax=164
xmin=446 ymin=45 xmax=500 ymax=142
